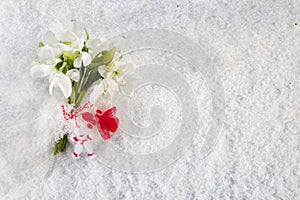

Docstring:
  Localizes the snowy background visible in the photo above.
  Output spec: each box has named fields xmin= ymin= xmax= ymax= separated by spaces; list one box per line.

xmin=0 ymin=0 xmax=300 ymax=199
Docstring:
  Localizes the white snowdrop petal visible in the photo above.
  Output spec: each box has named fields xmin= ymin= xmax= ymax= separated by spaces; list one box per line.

xmin=56 ymin=74 xmax=72 ymax=98
xmin=89 ymin=83 xmax=105 ymax=103
xmin=38 ymin=46 xmax=53 ymax=61
xmin=82 ymin=52 xmax=92 ymax=66
xmin=73 ymin=57 xmax=82 ymax=68
xmin=106 ymin=78 xmax=119 ymax=95
xmin=49 ymin=79 xmax=57 ymax=95
xmin=66 ymin=69 xmax=80 ymax=82
xmin=71 ymin=37 xmax=85 ymax=50
xmin=98 ymin=67 xmax=105 ymax=77
xmin=52 ymin=43 xmax=72 ymax=52
xmin=71 ymin=21 xmax=84 ymax=37
xmin=59 ymin=30 xmax=77 ymax=43
xmin=44 ymin=31 xmax=57 ymax=44
xmin=30 ymin=64 xmax=52 ymax=78
xmin=52 ymin=47 xmax=61 ymax=58
xmin=54 ymin=58 xmax=62 ymax=64
xmin=86 ymin=39 xmax=101 ymax=50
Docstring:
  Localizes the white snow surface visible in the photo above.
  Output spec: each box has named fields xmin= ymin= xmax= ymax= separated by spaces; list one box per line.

xmin=0 ymin=0 xmax=299 ymax=199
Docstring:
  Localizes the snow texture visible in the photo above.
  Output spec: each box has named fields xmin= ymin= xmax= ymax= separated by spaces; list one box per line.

xmin=0 ymin=0 xmax=299 ymax=199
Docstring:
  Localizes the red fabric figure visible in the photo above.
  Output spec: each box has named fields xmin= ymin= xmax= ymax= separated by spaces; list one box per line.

xmin=81 ymin=107 xmax=119 ymax=140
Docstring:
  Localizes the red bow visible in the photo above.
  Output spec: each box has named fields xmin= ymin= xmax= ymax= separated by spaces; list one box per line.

xmin=81 ymin=107 xmax=119 ymax=140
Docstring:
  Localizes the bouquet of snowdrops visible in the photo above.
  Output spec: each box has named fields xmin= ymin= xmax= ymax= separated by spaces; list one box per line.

xmin=30 ymin=20 xmax=133 ymax=157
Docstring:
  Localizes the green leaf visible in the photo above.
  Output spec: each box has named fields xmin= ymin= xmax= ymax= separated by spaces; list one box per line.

xmin=62 ymin=41 xmax=72 ymax=45
xmin=84 ymin=28 xmax=89 ymax=40
xmin=66 ymin=59 xmax=73 ymax=68
xmin=61 ymin=135 xmax=67 ymax=151
xmin=54 ymin=143 xmax=58 ymax=155
xmin=91 ymin=47 xmax=116 ymax=66
xmin=74 ymin=51 xmax=81 ymax=57
xmin=63 ymin=51 xmax=76 ymax=61
xmin=39 ymin=42 xmax=45 ymax=47
xmin=75 ymin=91 xmax=86 ymax=108
xmin=54 ymin=62 xmax=63 ymax=70
xmin=70 ymin=85 xmax=76 ymax=105
xmin=54 ymin=134 xmax=68 ymax=155
xmin=61 ymin=65 xmax=68 ymax=74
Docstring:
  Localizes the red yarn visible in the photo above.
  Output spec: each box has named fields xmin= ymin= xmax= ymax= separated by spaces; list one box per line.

xmin=61 ymin=102 xmax=119 ymax=140
xmin=61 ymin=102 xmax=93 ymax=128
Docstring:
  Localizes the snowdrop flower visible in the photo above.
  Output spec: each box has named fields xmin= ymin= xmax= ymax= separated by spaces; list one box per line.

xmin=89 ymin=78 xmax=119 ymax=104
xmin=86 ymin=38 xmax=106 ymax=57
xmin=66 ymin=69 xmax=80 ymax=82
xmin=30 ymin=63 xmax=72 ymax=98
xmin=73 ymin=52 xmax=92 ymax=68
xmin=89 ymin=62 xmax=134 ymax=104
xmin=51 ymin=20 xmax=85 ymax=49
xmin=86 ymin=39 xmax=101 ymax=50
xmin=37 ymin=44 xmax=62 ymax=65
xmin=108 ymin=63 xmax=134 ymax=85
xmin=99 ymin=59 xmax=135 ymax=85
xmin=43 ymin=31 xmax=74 ymax=53
xmin=30 ymin=62 xmax=52 ymax=78
xmin=42 ymin=21 xmax=90 ymax=55
xmin=31 ymin=45 xmax=72 ymax=98
xmin=49 ymin=73 xmax=72 ymax=98
xmin=30 ymin=20 xmax=103 ymax=98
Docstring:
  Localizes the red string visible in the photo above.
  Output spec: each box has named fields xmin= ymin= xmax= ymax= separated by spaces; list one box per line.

xmin=61 ymin=101 xmax=94 ymax=128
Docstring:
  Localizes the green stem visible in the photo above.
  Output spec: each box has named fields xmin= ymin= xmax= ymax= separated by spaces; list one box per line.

xmin=54 ymin=134 xmax=68 ymax=155
xmin=54 ymin=63 xmax=103 ymax=156
xmin=75 ymin=91 xmax=86 ymax=108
